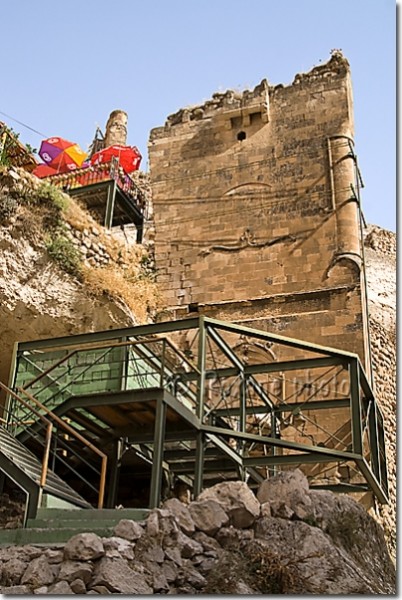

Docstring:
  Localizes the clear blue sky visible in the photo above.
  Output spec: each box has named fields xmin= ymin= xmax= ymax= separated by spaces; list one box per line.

xmin=1 ymin=0 xmax=396 ymax=231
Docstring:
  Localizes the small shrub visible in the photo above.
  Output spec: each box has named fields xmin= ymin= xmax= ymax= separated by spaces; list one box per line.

xmin=46 ymin=233 xmax=82 ymax=276
xmin=30 ymin=182 xmax=69 ymax=211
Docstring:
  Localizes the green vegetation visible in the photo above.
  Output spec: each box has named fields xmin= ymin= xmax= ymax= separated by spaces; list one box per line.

xmin=45 ymin=231 xmax=82 ymax=276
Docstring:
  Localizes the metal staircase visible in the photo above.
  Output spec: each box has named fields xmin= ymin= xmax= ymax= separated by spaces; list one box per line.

xmin=0 ymin=316 xmax=388 ymax=533
xmin=0 ymin=423 xmax=90 ymax=523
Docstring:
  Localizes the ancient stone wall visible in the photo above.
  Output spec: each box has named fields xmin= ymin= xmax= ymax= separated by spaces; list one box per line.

xmin=149 ymin=52 xmax=370 ymax=372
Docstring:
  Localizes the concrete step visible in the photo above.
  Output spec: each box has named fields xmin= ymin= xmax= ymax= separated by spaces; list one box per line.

xmin=0 ymin=526 xmax=115 ymax=546
xmin=26 ymin=518 xmax=142 ymax=529
xmin=35 ymin=507 xmax=149 ymax=521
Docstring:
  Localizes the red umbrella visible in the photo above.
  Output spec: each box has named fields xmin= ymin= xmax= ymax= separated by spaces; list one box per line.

xmin=32 ymin=164 xmax=58 ymax=178
xmin=39 ymin=137 xmax=87 ymax=173
xmin=90 ymin=144 xmax=141 ymax=174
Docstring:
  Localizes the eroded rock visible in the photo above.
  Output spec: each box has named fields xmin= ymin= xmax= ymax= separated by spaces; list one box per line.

xmin=198 ymin=481 xmax=260 ymax=528
xmin=91 ymin=557 xmax=153 ymax=594
xmin=64 ymin=532 xmax=105 ymax=561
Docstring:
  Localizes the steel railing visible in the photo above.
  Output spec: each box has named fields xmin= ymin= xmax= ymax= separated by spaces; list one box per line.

xmin=0 ymin=381 xmax=107 ymax=508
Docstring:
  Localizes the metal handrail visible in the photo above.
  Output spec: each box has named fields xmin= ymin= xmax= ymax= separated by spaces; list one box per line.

xmin=0 ymin=382 xmax=53 ymax=491
xmin=2 ymin=383 xmax=107 ymax=508
xmin=44 ymin=161 xmax=145 ymax=209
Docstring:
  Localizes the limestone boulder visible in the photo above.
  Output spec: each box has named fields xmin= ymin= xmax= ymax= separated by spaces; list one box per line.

xmin=64 ymin=532 xmax=105 ymax=561
xmin=70 ymin=578 xmax=87 ymax=594
xmin=146 ymin=508 xmax=180 ymax=540
xmin=134 ymin=536 xmax=165 ymax=564
xmin=57 ymin=560 xmax=93 ymax=584
xmin=1 ymin=584 xmax=32 ymax=594
xmin=162 ymin=497 xmax=196 ymax=535
xmin=189 ymin=499 xmax=229 ymax=535
xmin=91 ymin=557 xmax=153 ymax=594
xmin=47 ymin=580 xmax=74 ymax=594
xmin=103 ymin=536 xmax=135 ymax=560
xmin=2 ymin=557 xmax=26 ymax=585
xmin=21 ymin=556 xmax=55 ymax=588
xmin=176 ymin=530 xmax=204 ymax=558
xmin=257 ymin=469 xmax=312 ymax=519
xmin=198 ymin=481 xmax=260 ymax=528
xmin=113 ymin=518 xmax=144 ymax=541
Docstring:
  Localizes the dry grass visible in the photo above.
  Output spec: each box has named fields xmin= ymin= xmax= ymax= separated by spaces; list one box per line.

xmin=82 ymin=264 xmax=160 ymax=323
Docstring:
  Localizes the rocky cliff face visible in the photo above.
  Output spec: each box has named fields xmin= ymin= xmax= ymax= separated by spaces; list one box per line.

xmin=0 ymin=471 xmax=395 ymax=595
xmin=364 ymin=225 xmax=396 ymax=559
xmin=0 ymin=166 xmax=157 ymax=390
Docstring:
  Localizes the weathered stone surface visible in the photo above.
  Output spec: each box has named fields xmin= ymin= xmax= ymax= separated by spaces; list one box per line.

xmin=2 ymin=557 xmax=26 ymax=585
xmin=33 ymin=585 xmax=48 ymax=594
xmin=162 ymin=560 xmax=178 ymax=583
xmin=21 ymin=556 xmax=55 ymax=588
xmin=57 ymin=559 xmax=93 ymax=584
xmin=189 ymin=499 xmax=229 ymax=535
xmin=48 ymin=580 xmax=74 ymax=594
xmin=257 ymin=469 xmax=313 ymax=519
xmin=176 ymin=530 xmax=204 ymax=558
xmin=91 ymin=557 xmax=153 ymax=594
xmin=176 ymin=565 xmax=206 ymax=590
xmin=145 ymin=562 xmax=170 ymax=592
xmin=198 ymin=481 xmax=260 ymax=528
xmin=270 ymin=501 xmax=295 ymax=519
xmin=91 ymin=585 xmax=112 ymax=594
xmin=102 ymin=536 xmax=135 ymax=560
xmin=162 ymin=497 xmax=196 ymax=535
xmin=134 ymin=536 xmax=165 ymax=564
xmin=113 ymin=518 xmax=144 ymax=541
xmin=146 ymin=508 xmax=180 ymax=540
xmin=70 ymin=577 xmax=87 ymax=594
xmin=253 ymin=517 xmax=394 ymax=594
xmin=234 ymin=580 xmax=258 ymax=594
xmin=193 ymin=530 xmax=222 ymax=552
xmin=44 ymin=548 xmax=64 ymax=564
xmin=1 ymin=584 xmax=32 ymax=594
xmin=215 ymin=525 xmax=254 ymax=549
xmin=164 ymin=545 xmax=182 ymax=566
xmin=64 ymin=532 xmax=105 ymax=561
xmin=260 ymin=501 xmax=272 ymax=518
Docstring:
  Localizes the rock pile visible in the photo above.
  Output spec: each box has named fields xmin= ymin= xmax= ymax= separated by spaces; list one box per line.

xmin=0 ymin=472 xmax=395 ymax=595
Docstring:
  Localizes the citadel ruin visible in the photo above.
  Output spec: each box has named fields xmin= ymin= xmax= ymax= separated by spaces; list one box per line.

xmin=0 ymin=51 xmax=395 ymax=564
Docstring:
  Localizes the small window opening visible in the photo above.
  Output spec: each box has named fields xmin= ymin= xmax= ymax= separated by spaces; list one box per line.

xmin=188 ymin=302 xmax=199 ymax=313
xmin=237 ymin=131 xmax=246 ymax=142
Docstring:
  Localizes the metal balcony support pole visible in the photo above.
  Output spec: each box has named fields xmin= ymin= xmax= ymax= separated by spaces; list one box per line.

xmin=194 ymin=431 xmax=205 ymax=498
xmin=107 ymin=438 xmax=123 ymax=508
xmin=349 ymin=358 xmax=363 ymax=455
xmin=149 ymin=397 xmax=166 ymax=508
xmin=197 ymin=317 xmax=207 ymax=421
xmin=368 ymin=398 xmax=380 ymax=482
xmin=104 ymin=180 xmax=117 ymax=229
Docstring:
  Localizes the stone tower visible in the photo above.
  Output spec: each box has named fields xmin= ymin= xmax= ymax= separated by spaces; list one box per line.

xmin=148 ymin=52 xmax=371 ymax=375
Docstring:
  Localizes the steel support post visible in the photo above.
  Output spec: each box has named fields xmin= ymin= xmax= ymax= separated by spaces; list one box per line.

xmin=366 ymin=399 xmax=380 ymax=482
xmin=237 ymin=375 xmax=247 ymax=481
xmin=196 ymin=317 xmax=207 ymax=422
xmin=106 ymin=438 xmax=123 ymax=508
xmin=149 ymin=397 xmax=166 ymax=508
xmin=104 ymin=181 xmax=117 ymax=229
xmin=349 ymin=359 xmax=363 ymax=455
xmin=193 ymin=431 xmax=205 ymax=498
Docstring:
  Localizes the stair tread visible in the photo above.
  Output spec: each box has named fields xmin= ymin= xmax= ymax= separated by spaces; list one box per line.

xmin=0 ymin=424 xmax=91 ymax=508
